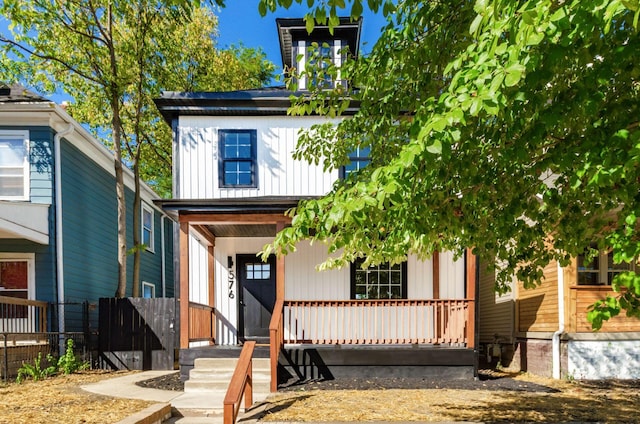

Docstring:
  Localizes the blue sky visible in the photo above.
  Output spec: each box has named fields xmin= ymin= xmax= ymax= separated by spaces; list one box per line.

xmin=1 ymin=2 xmax=387 ymax=99
xmin=216 ymin=2 xmax=386 ymax=80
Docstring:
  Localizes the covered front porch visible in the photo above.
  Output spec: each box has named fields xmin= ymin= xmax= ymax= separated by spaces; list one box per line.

xmin=159 ymin=198 xmax=478 ymax=391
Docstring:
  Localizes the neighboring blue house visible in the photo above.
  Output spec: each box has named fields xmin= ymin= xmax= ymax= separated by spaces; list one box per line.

xmin=0 ymin=83 xmax=174 ymax=334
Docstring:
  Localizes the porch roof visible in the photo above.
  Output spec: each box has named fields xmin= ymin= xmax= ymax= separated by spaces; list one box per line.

xmin=155 ymin=196 xmax=316 ymax=238
xmin=0 ymin=201 xmax=49 ymax=244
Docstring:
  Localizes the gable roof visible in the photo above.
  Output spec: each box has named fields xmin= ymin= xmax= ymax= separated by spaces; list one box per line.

xmin=0 ymin=83 xmax=49 ymax=103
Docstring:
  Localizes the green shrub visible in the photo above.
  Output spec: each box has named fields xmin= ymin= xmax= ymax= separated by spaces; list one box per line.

xmin=16 ymin=352 xmax=57 ymax=383
xmin=57 ymin=338 xmax=89 ymax=375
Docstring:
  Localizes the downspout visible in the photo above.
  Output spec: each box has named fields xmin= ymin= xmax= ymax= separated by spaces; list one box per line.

xmin=54 ymin=123 xmax=75 ymax=339
xmin=161 ymin=214 xmax=166 ymax=298
xmin=552 ymin=261 xmax=565 ymax=379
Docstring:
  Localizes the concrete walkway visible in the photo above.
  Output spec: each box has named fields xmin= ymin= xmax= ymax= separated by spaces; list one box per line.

xmin=81 ymin=370 xmax=267 ymax=423
xmin=81 ymin=370 xmax=183 ymax=403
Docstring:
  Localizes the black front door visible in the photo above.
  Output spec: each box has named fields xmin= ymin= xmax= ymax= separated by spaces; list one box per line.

xmin=237 ymin=254 xmax=276 ymax=342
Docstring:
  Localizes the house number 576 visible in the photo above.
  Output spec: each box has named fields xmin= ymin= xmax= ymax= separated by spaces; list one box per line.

xmin=228 ymin=270 xmax=235 ymax=299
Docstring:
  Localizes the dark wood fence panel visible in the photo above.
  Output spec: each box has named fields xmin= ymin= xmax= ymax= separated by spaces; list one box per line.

xmin=98 ymin=298 xmax=176 ymax=371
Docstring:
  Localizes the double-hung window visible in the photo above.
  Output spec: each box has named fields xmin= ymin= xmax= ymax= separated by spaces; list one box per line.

xmin=351 ymin=258 xmax=407 ymax=300
xmin=577 ymin=247 xmax=635 ymax=285
xmin=340 ymin=145 xmax=370 ymax=179
xmin=142 ymin=203 xmax=154 ymax=252
xmin=0 ymin=131 xmax=29 ymax=200
xmin=218 ymin=130 xmax=257 ymax=188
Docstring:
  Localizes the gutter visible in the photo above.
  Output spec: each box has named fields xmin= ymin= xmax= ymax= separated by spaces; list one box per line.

xmin=552 ymin=261 xmax=565 ymax=379
xmin=54 ymin=123 xmax=75 ymax=340
xmin=161 ymin=215 xmax=167 ymax=298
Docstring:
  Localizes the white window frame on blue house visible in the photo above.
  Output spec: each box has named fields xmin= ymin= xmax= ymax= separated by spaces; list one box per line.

xmin=142 ymin=202 xmax=155 ymax=253
xmin=142 ymin=281 xmax=155 ymax=298
xmin=0 ymin=130 xmax=30 ymax=201
xmin=0 ymin=253 xmax=35 ymax=300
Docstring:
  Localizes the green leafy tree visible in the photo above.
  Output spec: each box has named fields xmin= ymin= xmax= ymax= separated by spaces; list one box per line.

xmin=1 ymin=1 xmax=273 ymax=297
xmin=257 ymin=0 xmax=640 ymax=329
xmin=62 ymin=5 xmax=273 ymax=295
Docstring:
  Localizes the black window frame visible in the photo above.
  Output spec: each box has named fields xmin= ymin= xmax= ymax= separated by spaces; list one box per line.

xmin=350 ymin=258 xmax=408 ymax=300
xmin=218 ymin=129 xmax=258 ymax=188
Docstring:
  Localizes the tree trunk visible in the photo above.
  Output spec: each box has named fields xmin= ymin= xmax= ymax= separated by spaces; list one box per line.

xmin=113 ymin=102 xmax=127 ymax=298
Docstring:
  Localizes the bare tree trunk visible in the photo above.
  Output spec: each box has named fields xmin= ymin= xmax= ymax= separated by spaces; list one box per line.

xmin=113 ymin=98 xmax=127 ymax=298
xmin=108 ymin=5 xmax=127 ymax=299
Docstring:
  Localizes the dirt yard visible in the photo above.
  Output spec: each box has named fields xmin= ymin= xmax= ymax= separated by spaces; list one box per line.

xmin=0 ymin=370 xmax=152 ymax=424
xmin=2 ymin=369 xmax=640 ymax=423
xmin=260 ymin=371 xmax=640 ymax=422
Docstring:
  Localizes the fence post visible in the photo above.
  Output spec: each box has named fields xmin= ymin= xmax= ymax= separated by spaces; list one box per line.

xmin=2 ymin=333 xmax=7 ymax=382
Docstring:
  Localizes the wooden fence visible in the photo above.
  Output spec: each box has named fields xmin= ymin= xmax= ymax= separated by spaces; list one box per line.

xmin=98 ymin=298 xmax=176 ymax=371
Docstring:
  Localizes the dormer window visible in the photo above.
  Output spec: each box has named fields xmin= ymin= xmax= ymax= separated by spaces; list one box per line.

xmin=295 ymin=40 xmax=345 ymax=90
xmin=277 ymin=17 xmax=362 ymax=92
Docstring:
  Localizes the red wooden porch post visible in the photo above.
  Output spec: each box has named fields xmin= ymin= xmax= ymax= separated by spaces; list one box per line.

xmin=179 ymin=221 xmax=190 ymax=349
xmin=433 ymin=251 xmax=441 ymax=340
xmin=275 ymin=221 xmax=286 ymax=301
xmin=465 ymin=248 xmax=477 ymax=349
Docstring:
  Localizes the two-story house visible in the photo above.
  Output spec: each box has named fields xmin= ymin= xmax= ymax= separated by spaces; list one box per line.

xmin=0 ymin=83 xmax=174 ymax=340
xmin=155 ymin=18 xmax=478 ymax=390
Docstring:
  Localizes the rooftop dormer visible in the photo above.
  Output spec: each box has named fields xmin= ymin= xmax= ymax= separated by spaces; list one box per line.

xmin=276 ymin=17 xmax=362 ymax=90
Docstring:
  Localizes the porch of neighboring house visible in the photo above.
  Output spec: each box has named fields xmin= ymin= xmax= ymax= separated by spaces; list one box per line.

xmin=165 ymin=199 xmax=478 ymax=392
xmin=1 ymin=296 xmax=50 ymax=379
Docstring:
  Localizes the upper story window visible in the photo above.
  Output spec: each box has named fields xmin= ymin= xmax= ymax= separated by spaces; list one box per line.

xmin=0 ymin=130 xmax=29 ymax=201
xmin=295 ymin=40 xmax=345 ymax=90
xmin=142 ymin=203 xmax=154 ymax=252
xmin=340 ymin=146 xmax=370 ymax=179
xmin=218 ymin=130 xmax=257 ymax=188
xmin=577 ymin=248 xmax=635 ymax=285
xmin=351 ymin=258 xmax=407 ymax=300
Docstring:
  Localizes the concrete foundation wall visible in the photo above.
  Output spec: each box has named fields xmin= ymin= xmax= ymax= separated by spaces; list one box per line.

xmin=568 ymin=340 xmax=640 ymax=379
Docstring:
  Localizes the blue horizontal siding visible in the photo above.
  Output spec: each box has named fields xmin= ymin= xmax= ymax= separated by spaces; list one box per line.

xmin=60 ymin=137 xmax=174 ymax=324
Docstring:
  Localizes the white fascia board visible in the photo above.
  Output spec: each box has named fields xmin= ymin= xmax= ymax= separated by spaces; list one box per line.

xmin=0 ymin=201 xmax=49 ymax=244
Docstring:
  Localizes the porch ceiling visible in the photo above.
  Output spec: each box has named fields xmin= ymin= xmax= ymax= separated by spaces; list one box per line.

xmin=207 ymin=223 xmax=277 ymax=238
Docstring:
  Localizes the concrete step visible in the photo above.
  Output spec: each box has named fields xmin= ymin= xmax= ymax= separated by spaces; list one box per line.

xmin=188 ymin=368 xmax=271 ymax=381
xmin=185 ymin=379 xmax=270 ymax=393
xmin=193 ymin=357 xmax=270 ymax=371
xmin=164 ymin=417 xmax=222 ymax=424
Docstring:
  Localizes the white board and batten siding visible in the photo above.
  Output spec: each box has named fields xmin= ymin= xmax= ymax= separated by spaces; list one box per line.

xmin=177 ymin=116 xmax=341 ymax=199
